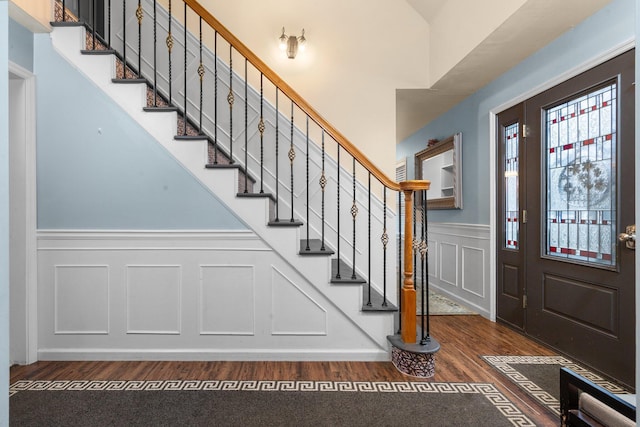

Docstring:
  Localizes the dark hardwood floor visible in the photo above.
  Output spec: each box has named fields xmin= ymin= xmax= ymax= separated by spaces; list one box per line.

xmin=10 ymin=315 xmax=558 ymax=426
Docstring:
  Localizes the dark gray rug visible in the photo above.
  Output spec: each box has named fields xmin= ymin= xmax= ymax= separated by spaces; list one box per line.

xmin=10 ymin=379 xmax=535 ymax=426
xmin=482 ymin=355 xmax=631 ymax=416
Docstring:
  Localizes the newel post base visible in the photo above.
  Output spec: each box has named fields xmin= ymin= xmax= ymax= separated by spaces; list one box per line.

xmin=387 ymin=335 xmax=441 ymax=378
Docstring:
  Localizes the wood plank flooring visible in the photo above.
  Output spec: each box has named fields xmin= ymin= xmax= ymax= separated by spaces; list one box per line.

xmin=10 ymin=315 xmax=559 ymax=426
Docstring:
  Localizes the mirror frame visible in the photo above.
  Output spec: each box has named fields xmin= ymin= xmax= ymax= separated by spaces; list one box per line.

xmin=414 ymin=132 xmax=463 ymax=210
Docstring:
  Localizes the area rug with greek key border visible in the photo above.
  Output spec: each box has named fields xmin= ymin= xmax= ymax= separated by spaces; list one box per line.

xmin=482 ymin=355 xmax=631 ymax=417
xmin=11 ymin=379 xmax=535 ymax=426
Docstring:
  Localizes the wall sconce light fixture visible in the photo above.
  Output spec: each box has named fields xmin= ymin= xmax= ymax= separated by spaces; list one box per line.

xmin=279 ymin=27 xmax=306 ymax=59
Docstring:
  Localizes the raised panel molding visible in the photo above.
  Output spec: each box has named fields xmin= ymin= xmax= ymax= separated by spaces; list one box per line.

xmin=428 ymin=223 xmax=491 ymax=318
xmin=271 ymin=267 xmax=327 ymax=336
xmin=126 ymin=265 xmax=182 ymax=334
xmin=439 ymin=243 xmax=458 ymax=287
xmin=54 ymin=265 xmax=109 ymax=334
xmin=37 ymin=230 xmax=391 ymax=360
xmin=461 ymin=246 xmax=485 ymax=297
xmin=200 ymin=265 xmax=255 ymax=336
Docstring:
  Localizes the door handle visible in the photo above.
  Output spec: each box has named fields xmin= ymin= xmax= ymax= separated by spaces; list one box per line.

xmin=618 ymin=225 xmax=636 ymax=250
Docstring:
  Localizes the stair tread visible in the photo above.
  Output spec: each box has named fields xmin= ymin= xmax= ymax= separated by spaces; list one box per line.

xmin=143 ymin=106 xmax=179 ymax=112
xmin=299 ymin=239 xmax=335 ymax=256
xmin=268 ymin=219 xmax=303 ymax=227
xmin=330 ymin=259 xmax=366 ymax=284
xmin=175 ymin=134 xmax=208 ymax=141
xmin=81 ymin=49 xmax=117 ymax=55
xmin=112 ymin=78 xmax=147 ymax=84
xmin=237 ymin=192 xmax=275 ymax=202
xmin=50 ymin=21 xmax=85 ymax=27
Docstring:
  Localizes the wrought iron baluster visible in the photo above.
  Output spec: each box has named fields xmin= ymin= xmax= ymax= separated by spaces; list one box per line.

xmin=413 ymin=193 xmax=417 ymax=291
xmin=259 ymin=74 xmax=265 ymax=193
xmin=136 ymin=0 xmax=142 ymax=76
xmin=62 ymin=0 xmax=66 ymax=22
xmin=397 ymin=191 xmax=402 ymax=333
xmin=198 ymin=18 xmax=204 ymax=133
xmin=152 ymin=0 xmax=157 ymax=106
xmin=92 ymin=0 xmax=97 ymax=50
xmin=167 ymin=0 xmax=173 ymax=104
xmin=335 ymin=145 xmax=341 ymax=279
xmin=243 ymin=58 xmax=248 ymax=193
xmin=182 ymin=1 xmax=188 ymax=135
xmin=122 ymin=0 xmax=127 ymax=79
xmin=305 ymin=116 xmax=310 ymax=251
xmin=420 ymin=190 xmax=430 ymax=344
xmin=213 ymin=31 xmax=218 ymax=163
xmin=288 ymin=101 xmax=295 ymax=222
xmin=351 ymin=158 xmax=357 ymax=280
xmin=228 ymin=44 xmax=234 ymax=162
xmin=366 ymin=173 xmax=372 ymax=306
xmin=382 ymin=188 xmax=388 ymax=306
xmin=274 ymin=89 xmax=280 ymax=221
xmin=320 ymin=131 xmax=326 ymax=251
xmin=107 ymin=0 xmax=111 ymax=47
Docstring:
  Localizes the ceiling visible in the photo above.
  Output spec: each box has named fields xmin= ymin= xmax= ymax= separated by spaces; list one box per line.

xmin=396 ymin=0 xmax=612 ymax=142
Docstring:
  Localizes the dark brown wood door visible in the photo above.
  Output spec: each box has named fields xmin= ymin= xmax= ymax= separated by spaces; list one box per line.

xmin=497 ymin=103 xmax=526 ymax=330
xmin=525 ymin=50 xmax=635 ymax=388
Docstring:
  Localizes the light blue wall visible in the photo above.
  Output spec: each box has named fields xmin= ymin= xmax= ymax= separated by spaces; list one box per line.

xmin=8 ymin=18 xmax=33 ymax=72
xmin=34 ymin=34 xmax=247 ymax=230
xmin=0 ymin=2 xmax=10 ymax=424
xmin=397 ymin=0 xmax=635 ymax=225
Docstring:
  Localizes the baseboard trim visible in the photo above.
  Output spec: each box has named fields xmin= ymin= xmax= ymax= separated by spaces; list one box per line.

xmin=38 ymin=348 xmax=391 ymax=362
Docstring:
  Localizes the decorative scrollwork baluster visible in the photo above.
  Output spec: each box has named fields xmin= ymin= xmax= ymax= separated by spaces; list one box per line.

xmin=274 ymin=89 xmax=280 ymax=221
xmin=351 ymin=158 xmax=358 ymax=280
xmin=228 ymin=44 xmax=234 ymax=162
xmin=166 ymin=0 xmax=173 ymax=104
xmin=259 ymin=74 xmax=265 ymax=193
xmin=288 ymin=102 xmax=296 ymax=222
xmin=243 ymin=58 xmax=248 ymax=193
xmin=198 ymin=18 xmax=204 ymax=134
xmin=182 ymin=1 xmax=188 ymax=135
xmin=320 ymin=131 xmax=326 ymax=251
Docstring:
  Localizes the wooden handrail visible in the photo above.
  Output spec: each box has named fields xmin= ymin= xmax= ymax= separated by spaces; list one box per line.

xmin=185 ymin=0 xmax=401 ymax=191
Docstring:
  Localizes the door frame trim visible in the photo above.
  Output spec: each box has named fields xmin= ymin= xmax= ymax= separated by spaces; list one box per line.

xmin=8 ymin=61 xmax=37 ymax=364
xmin=488 ymin=38 xmax=635 ymax=322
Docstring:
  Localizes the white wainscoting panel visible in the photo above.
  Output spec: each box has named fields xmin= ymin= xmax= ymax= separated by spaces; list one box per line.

xmin=200 ymin=265 xmax=254 ymax=336
xmin=461 ymin=246 xmax=485 ymax=298
xmin=54 ymin=265 xmax=109 ymax=334
xmin=428 ymin=223 xmax=491 ymax=318
xmin=271 ymin=267 xmax=327 ymax=336
xmin=36 ymin=230 xmax=392 ymax=361
xmin=126 ymin=265 xmax=182 ymax=334
xmin=439 ymin=243 xmax=458 ymax=287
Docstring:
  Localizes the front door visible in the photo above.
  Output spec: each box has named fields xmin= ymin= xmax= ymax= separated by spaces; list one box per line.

xmin=497 ymin=49 xmax=635 ymax=388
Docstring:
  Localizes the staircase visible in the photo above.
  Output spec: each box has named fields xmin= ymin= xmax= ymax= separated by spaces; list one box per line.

xmin=46 ymin=0 xmax=435 ymax=366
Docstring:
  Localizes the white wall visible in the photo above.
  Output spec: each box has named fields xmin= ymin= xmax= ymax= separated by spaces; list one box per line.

xmin=198 ymin=0 xmax=430 ymax=179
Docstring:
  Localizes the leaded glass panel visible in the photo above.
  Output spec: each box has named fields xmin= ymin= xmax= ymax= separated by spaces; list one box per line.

xmin=545 ymin=84 xmax=616 ymax=266
xmin=504 ymin=122 xmax=519 ymax=250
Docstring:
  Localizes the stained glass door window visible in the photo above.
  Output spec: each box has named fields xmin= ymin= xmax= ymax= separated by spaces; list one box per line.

xmin=504 ymin=123 xmax=519 ymax=250
xmin=545 ymin=83 xmax=617 ymax=267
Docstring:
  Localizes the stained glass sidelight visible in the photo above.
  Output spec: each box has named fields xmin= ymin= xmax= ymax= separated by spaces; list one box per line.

xmin=504 ymin=122 xmax=519 ymax=250
xmin=545 ymin=83 xmax=616 ymax=267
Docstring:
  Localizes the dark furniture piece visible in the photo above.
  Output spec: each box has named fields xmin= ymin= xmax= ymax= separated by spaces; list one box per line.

xmin=560 ymin=367 xmax=635 ymax=426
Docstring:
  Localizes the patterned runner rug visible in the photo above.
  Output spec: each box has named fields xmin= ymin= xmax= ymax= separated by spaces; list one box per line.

xmin=11 ymin=379 xmax=534 ymax=426
xmin=482 ymin=355 xmax=632 ymax=417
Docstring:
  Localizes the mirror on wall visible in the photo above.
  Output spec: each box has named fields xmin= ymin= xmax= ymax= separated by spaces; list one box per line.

xmin=415 ymin=132 xmax=462 ymax=209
